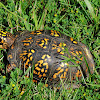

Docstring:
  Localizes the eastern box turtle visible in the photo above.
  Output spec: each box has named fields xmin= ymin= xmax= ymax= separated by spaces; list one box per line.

xmin=0 ymin=29 xmax=95 ymax=88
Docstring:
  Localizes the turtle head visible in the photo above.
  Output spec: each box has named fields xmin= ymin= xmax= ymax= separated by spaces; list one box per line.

xmin=0 ymin=29 xmax=15 ymax=49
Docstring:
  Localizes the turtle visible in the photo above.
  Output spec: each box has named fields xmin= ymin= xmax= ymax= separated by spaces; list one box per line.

xmin=0 ymin=29 xmax=95 ymax=88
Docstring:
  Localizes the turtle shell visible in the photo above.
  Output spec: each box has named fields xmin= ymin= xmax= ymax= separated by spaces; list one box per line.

xmin=4 ymin=30 xmax=95 ymax=88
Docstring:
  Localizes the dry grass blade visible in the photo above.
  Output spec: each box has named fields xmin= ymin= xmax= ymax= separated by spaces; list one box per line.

xmin=84 ymin=0 xmax=97 ymax=21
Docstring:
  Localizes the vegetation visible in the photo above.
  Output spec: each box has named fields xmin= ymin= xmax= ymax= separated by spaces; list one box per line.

xmin=0 ymin=0 xmax=100 ymax=99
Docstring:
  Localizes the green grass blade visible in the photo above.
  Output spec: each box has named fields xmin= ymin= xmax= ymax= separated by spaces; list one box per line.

xmin=84 ymin=0 xmax=97 ymax=22
xmin=32 ymin=7 xmax=38 ymax=30
xmin=38 ymin=0 xmax=51 ymax=30
xmin=77 ymin=0 xmax=92 ymax=22
xmin=0 ymin=2 xmax=34 ymax=30
xmin=87 ymin=83 xmax=100 ymax=87
xmin=38 ymin=8 xmax=47 ymax=30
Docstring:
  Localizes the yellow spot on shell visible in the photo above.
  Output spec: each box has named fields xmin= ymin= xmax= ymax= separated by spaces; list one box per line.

xmin=71 ymin=51 xmax=76 ymax=56
xmin=56 ymin=67 xmax=61 ymax=71
xmin=23 ymin=50 xmax=27 ymax=53
xmin=57 ymin=48 xmax=61 ymax=52
xmin=31 ymin=49 xmax=35 ymax=53
xmin=41 ymin=40 xmax=44 ymax=43
xmin=59 ymin=43 xmax=66 ymax=47
xmin=53 ymin=73 xmax=57 ymax=78
xmin=76 ymin=51 xmax=79 ymax=55
xmin=41 ymin=68 xmax=44 ymax=72
xmin=79 ymin=51 xmax=82 ymax=55
xmin=57 ymin=69 xmax=64 ymax=74
xmin=70 ymin=37 xmax=73 ymax=41
xmin=1 ymin=34 xmax=6 ymax=37
xmin=36 ymin=31 xmax=42 ymax=35
xmin=65 ymin=68 xmax=68 ymax=72
xmin=35 ymin=63 xmax=38 ymax=67
xmin=45 ymin=70 xmax=47 ymax=73
xmin=39 ymin=43 xmax=44 ymax=47
xmin=54 ymin=33 xmax=59 ymax=37
xmin=59 ymin=43 xmax=62 ymax=47
xmin=43 ymin=73 xmax=46 ymax=77
xmin=50 ymin=32 xmax=54 ymax=36
xmin=63 ymin=43 xmax=66 ymax=46
xmin=59 ymin=51 xmax=64 ymax=55
xmin=28 ymin=37 xmax=32 ymax=39
xmin=42 ymin=55 xmax=46 ymax=59
xmin=73 ymin=41 xmax=77 ymax=44
xmin=54 ymin=30 xmax=59 ymax=36
xmin=38 ymin=72 xmax=40 ymax=75
xmin=20 ymin=52 xmax=27 ymax=56
xmin=52 ymin=44 xmax=57 ymax=49
xmin=44 ymin=59 xmax=47 ymax=61
xmin=38 ymin=74 xmax=42 ymax=78
xmin=44 ymin=38 xmax=49 ymax=44
xmin=38 ymin=60 xmax=43 ymax=65
xmin=76 ymin=70 xmax=82 ymax=77
xmin=30 ymin=31 xmax=36 ymax=35
xmin=28 ymin=53 xmax=32 ymax=57
xmin=47 ymin=55 xmax=51 ymax=58
xmin=22 ymin=57 xmax=27 ymax=61
xmin=25 ymin=59 xmax=29 ymax=66
xmin=43 ymin=46 xmax=47 ymax=49
xmin=33 ymin=70 xmax=37 ymax=74
xmin=22 ymin=39 xmax=31 ymax=42
xmin=30 ymin=56 xmax=33 ymax=61
xmin=0 ymin=29 xmax=7 ymax=34
xmin=35 ymin=67 xmax=41 ymax=71
xmin=43 ymin=63 xmax=48 ymax=69
xmin=50 ymin=30 xmax=59 ymax=37
xmin=60 ymin=74 xmax=63 ymax=78
xmin=53 ymin=69 xmax=64 ymax=78
xmin=60 ymin=72 xmax=66 ymax=78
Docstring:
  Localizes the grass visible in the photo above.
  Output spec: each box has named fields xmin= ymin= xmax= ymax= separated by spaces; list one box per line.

xmin=0 ymin=0 xmax=100 ymax=99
